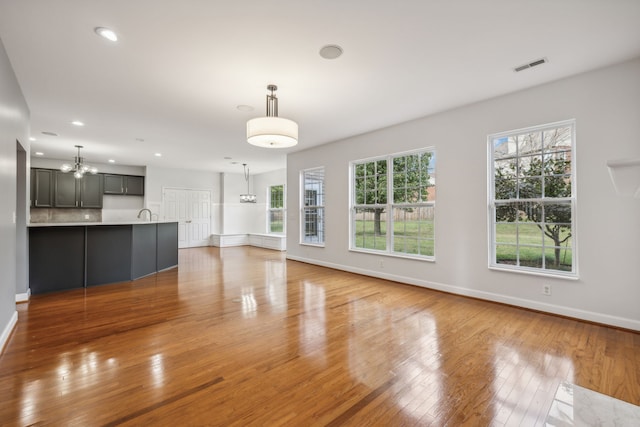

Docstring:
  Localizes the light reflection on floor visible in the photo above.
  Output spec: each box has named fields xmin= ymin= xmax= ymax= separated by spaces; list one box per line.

xmin=491 ymin=343 xmax=574 ymax=425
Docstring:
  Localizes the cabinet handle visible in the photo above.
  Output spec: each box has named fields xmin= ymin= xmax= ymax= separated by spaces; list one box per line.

xmin=76 ymin=201 xmax=78 ymax=207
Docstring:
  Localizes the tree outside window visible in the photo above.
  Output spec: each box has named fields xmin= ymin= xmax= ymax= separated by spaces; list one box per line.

xmin=268 ymin=185 xmax=285 ymax=233
xmin=352 ymin=149 xmax=435 ymax=259
xmin=490 ymin=121 xmax=576 ymax=276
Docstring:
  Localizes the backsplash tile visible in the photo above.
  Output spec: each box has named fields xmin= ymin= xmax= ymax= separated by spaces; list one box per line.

xmin=30 ymin=208 xmax=102 ymax=223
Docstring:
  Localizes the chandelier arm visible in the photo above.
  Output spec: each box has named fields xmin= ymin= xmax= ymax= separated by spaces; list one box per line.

xmin=60 ymin=145 xmax=97 ymax=177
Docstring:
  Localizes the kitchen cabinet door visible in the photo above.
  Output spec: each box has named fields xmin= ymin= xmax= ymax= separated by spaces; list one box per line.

xmin=81 ymin=174 xmax=104 ymax=208
xmin=31 ymin=169 xmax=54 ymax=207
xmin=104 ymin=174 xmax=125 ymax=194
xmin=103 ymin=174 xmax=144 ymax=196
xmin=125 ymin=176 xmax=144 ymax=195
xmin=54 ymin=171 xmax=104 ymax=208
xmin=54 ymin=171 xmax=79 ymax=207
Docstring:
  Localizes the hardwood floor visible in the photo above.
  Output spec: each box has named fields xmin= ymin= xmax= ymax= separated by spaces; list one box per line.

xmin=1 ymin=246 xmax=638 ymax=426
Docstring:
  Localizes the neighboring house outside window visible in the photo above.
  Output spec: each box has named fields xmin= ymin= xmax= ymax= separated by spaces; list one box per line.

xmin=488 ymin=120 xmax=576 ymax=277
xmin=301 ymin=167 xmax=325 ymax=245
xmin=351 ymin=148 xmax=436 ymax=260
xmin=268 ymin=184 xmax=285 ymax=234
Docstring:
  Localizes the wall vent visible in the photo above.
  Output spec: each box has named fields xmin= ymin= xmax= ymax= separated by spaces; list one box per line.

xmin=514 ymin=57 xmax=548 ymax=72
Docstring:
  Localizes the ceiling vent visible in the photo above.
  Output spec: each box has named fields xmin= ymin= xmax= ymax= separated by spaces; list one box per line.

xmin=514 ymin=57 xmax=548 ymax=72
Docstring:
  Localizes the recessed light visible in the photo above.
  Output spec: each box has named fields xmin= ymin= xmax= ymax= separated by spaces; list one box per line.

xmin=71 ymin=120 xmax=85 ymax=126
xmin=224 ymin=157 xmax=232 ymax=160
xmin=135 ymin=138 xmax=145 ymax=142
xmin=41 ymin=131 xmax=58 ymax=136
xmin=29 ymin=137 xmax=36 ymax=141
xmin=154 ymin=153 xmax=162 ymax=157
xmin=95 ymin=27 xmax=118 ymax=42
xmin=237 ymin=105 xmax=254 ymax=112
xmin=108 ymin=159 xmax=115 ymax=163
xmin=35 ymin=152 xmax=44 ymax=156
xmin=319 ymin=44 xmax=343 ymax=60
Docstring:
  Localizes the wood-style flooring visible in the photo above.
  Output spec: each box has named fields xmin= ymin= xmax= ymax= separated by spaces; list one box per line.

xmin=1 ymin=246 xmax=638 ymax=426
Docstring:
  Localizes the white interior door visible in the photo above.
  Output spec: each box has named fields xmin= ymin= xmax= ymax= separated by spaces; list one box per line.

xmin=163 ymin=188 xmax=211 ymax=248
xmin=188 ymin=190 xmax=211 ymax=247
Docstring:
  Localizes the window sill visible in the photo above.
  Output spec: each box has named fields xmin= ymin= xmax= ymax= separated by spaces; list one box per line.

xmin=489 ymin=265 xmax=578 ymax=280
xmin=300 ymin=242 xmax=325 ymax=248
xmin=349 ymin=247 xmax=435 ymax=262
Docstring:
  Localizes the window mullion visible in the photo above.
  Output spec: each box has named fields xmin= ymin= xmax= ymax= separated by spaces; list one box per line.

xmin=387 ymin=155 xmax=393 ymax=253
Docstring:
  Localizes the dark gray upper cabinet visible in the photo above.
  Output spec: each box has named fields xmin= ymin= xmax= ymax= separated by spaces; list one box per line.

xmin=81 ymin=174 xmax=104 ymax=208
xmin=124 ymin=176 xmax=144 ymax=195
xmin=53 ymin=171 xmax=103 ymax=208
xmin=103 ymin=174 xmax=144 ymax=196
xmin=54 ymin=171 xmax=79 ymax=207
xmin=104 ymin=174 xmax=124 ymax=194
xmin=31 ymin=169 xmax=54 ymax=207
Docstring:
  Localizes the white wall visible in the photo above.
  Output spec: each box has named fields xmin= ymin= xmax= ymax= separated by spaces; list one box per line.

xmin=287 ymin=58 xmax=640 ymax=330
xmin=214 ymin=168 xmax=286 ymax=235
xmin=145 ymin=166 xmax=221 ymax=233
xmin=0 ymin=37 xmax=30 ymax=350
xmin=220 ymin=172 xmax=260 ymax=234
xmin=101 ymin=195 xmax=144 ymax=222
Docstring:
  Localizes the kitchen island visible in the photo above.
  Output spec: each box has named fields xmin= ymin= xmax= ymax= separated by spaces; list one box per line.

xmin=28 ymin=221 xmax=178 ymax=294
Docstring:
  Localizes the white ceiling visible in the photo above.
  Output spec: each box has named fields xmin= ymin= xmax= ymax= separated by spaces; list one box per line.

xmin=1 ymin=0 xmax=639 ymax=174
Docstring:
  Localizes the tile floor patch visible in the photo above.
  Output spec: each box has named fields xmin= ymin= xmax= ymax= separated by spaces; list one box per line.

xmin=546 ymin=381 xmax=640 ymax=426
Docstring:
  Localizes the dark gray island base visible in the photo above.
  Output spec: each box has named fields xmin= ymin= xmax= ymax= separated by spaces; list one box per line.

xmin=29 ymin=222 xmax=178 ymax=294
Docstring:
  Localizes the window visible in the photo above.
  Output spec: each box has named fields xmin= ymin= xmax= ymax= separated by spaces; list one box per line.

xmin=351 ymin=149 xmax=436 ymax=259
xmin=489 ymin=120 xmax=576 ymax=277
xmin=268 ymin=184 xmax=285 ymax=234
xmin=301 ymin=167 xmax=325 ymax=245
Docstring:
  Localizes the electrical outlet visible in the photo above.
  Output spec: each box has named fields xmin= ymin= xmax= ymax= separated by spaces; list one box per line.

xmin=378 ymin=258 xmax=384 ymax=268
xmin=542 ymin=284 xmax=552 ymax=296
xmin=84 ymin=214 xmax=90 ymax=220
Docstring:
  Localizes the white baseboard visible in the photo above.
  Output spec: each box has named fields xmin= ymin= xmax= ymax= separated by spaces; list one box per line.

xmin=211 ymin=234 xmax=248 ymax=247
xmin=248 ymin=234 xmax=286 ymax=251
xmin=0 ymin=311 xmax=18 ymax=355
xmin=211 ymin=234 xmax=286 ymax=251
xmin=286 ymin=255 xmax=640 ymax=331
xmin=16 ymin=288 xmax=30 ymax=303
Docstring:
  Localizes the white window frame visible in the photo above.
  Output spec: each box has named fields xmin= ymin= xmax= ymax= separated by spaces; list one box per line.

xmin=350 ymin=148 xmax=436 ymax=261
xmin=300 ymin=167 xmax=325 ymax=246
xmin=268 ymin=184 xmax=285 ymax=234
xmin=487 ymin=119 xmax=578 ymax=279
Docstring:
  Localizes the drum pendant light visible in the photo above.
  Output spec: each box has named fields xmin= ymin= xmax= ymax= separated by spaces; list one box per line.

xmin=246 ymin=85 xmax=298 ymax=148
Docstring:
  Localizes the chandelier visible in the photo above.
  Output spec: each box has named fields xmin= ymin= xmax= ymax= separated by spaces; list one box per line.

xmin=240 ymin=163 xmax=256 ymax=203
xmin=60 ymin=145 xmax=98 ymax=179
xmin=246 ymin=84 xmax=298 ymax=148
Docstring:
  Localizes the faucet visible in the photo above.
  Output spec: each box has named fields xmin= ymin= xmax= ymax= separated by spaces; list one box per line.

xmin=137 ymin=208 xmax=152 ymax=221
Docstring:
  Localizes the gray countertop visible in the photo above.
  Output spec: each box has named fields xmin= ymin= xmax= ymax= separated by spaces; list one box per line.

xmin=28 ymin=220 xmax=178 ymax=227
